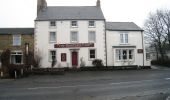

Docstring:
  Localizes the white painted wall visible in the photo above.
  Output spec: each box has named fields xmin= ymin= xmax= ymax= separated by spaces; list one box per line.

xmin=35 ymin=20 xmax=106 ymax=68
xmin=106 ymin=30 xmax=150 ymax=67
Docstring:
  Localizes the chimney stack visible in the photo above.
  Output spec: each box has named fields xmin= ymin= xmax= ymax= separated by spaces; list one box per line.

xmin=96 ymin=0 xmax=100 ymax=7
xmin=37 ymin=0 xmax=47 ymax=15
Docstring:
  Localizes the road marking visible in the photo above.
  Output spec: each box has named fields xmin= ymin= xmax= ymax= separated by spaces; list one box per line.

xmin=165 ymin=78 xmax=170 ymax=80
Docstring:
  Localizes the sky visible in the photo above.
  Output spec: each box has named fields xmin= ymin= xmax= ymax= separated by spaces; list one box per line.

xmin=0 ymin=0 xmax=170 ymax=28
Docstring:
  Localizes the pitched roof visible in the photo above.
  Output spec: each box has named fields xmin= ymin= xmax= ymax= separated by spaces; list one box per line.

xmin=36 ymin=6 xmax=105 ymax=21
xmin=106 ymin=22 xmax=143 ymax=31
xmin=0 ymin=28 xmax=34 ymax=35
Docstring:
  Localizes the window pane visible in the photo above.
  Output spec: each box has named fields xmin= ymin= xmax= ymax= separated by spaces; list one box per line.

xmin=90 ymin=49 xmax=95 ymax=59
xmin=15 ymin=55 xmax=22 ymax=64
xmin=50 ymin=21 xmax=56 ymax=26
xmin=129 ymin=50 xmax=133 ymax=59
xmin=89 ymin=21 xmax=95 ymax=27
xmin=13 ymin=35 xmax=21 ymax=46
xmin=120 ymin=34 xmax=124 ymax=43
xmin=50 ymin=51 xmax=56 ymax=61
xmin=116 ymin=49 xmax=121 ymax=60
xmin=71 ymin=21 xmax=77 ymax=27
xmin=125 ymin=34 xmax=128 ymax=43
xmin=89 ymin=31 xmax=96 ymax=42
xmin=123 ymin=50 xmax=127 ymax=60
xmin=50 ymin=32 xmax=56 ymax=42
xmin=71 ymin=32 xmax=78 ymax=42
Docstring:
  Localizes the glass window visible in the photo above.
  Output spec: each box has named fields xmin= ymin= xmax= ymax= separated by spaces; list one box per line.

xmin=50 ymin=21 xmax=56 ymax=26
xmin=49 ymin=32 xmax=56 ymax=43
xmin=123 ymin=50 xmax=127 ymax=60
xmin=129 ymin=50 xmax=133 ymax=60
xmin=71 ymin=31 xmax=78 ymax=42
xmin=11 ymin=52 xmax=23 ymax=64
xmin=116 ymin=49 xmax=134 ymax=61
xmin=120 ymin=33 xmax=128 ymax=44
xmin=49 ymin=50 xmax=56 ymax=61
xmin=13 ymin=35 xmax=21 ymax=46
xmin=71 ymin=21 xmax=77 ymax=27
xmin=89 ymin=21 xmax=95 ymax=27
xmin=89 ymin=31 xmax=96 ymax=42
xmin=89 ymin=49 xmax=96 ymax=59
xmin=116 ymin=49 xmax=121 ymax=60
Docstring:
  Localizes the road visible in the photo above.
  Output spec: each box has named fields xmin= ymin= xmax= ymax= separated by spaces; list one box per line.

xmin=0 ymin=67 xmax=170 ymax=100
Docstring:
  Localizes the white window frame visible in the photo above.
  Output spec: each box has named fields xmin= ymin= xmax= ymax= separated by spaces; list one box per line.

xmin=70 ymin=31 xmax=78 ymax=43
xmin=88 ymin=21 xmax=95 ymax=27
xmin=10 ymin=51 xmax=23 ymax=64
xmin=49 ymin=50 xmax=57 ymax=62
xmin=49 ymin=21 xmax=56 ymax=27
xmin=13 ymin=35 xmax=21 ymax=46
xmin=71 ymin=21 xmax=78 ymax=28
xmin=120 ymin=33 xmax=128 ymax=44
xmin=115 ymin=49 xmax=134 ymax=61
xmin=49 ymin=32 xmax=56 ymax=43
xmin=89 ymin=49 xmax=96 ymax=60
xmin=88 ymin=31 xmax=96 ymax=43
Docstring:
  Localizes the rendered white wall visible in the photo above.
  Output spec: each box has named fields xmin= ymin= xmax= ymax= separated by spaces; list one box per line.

xmin=35 ymin=20 xmax=106 ymax=68
xmin=106 ymin=30 xmax=150 ymax=66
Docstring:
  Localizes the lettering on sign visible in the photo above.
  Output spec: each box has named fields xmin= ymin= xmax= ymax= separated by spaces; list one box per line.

xmin=54 ymin=43 xmax=94 ymax=48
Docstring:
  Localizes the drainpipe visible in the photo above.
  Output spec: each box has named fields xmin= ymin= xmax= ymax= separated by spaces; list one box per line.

xmin=104 ymin=20 xmax=107 ymax=67
xmin=141 ymin=31 xmax=144 ymax=66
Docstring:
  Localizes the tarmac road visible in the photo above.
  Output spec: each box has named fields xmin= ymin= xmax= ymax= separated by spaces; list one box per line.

xmin=0 ymin=67 xmax=170 ymax=100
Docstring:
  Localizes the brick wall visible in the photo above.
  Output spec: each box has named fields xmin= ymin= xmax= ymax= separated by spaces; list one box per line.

xmin=0 ymin=34 xmax=34 ymax=52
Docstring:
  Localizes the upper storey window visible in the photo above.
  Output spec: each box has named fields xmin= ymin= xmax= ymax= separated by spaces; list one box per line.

xmin=50 ymin=21 xmax=56 ymax=27
xmin=71 ymin=21 xmax=78 ymax=27
xmin=13 ymin=35 xmax=21 ymax=46
xmin=120 ymin=33 xmax=128 ymax=44
xmin=89 ymin=21 xmax=95 ymax=27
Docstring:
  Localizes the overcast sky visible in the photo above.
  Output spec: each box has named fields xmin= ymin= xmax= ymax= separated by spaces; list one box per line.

xmin=0 ymin=0 xmax=170 ymax=28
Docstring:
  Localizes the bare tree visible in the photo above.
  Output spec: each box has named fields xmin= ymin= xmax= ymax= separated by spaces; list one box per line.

xmin=144 ymin=10 xmax=168 ymax=60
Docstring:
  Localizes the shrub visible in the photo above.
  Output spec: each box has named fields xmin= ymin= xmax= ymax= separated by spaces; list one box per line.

xmin=151 ymin=59 xmax=170 ymax=67
xmin=92 ymin=59 xmax=104 ymax=67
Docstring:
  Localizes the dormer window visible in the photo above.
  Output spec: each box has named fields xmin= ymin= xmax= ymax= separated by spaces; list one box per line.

xmin=50 ymin=21 xmax=56 ymax=27
xmin=89 ymin=21 xmax=95 ymax=27
xmin=71 ymin=21 xmax=78 ymax=27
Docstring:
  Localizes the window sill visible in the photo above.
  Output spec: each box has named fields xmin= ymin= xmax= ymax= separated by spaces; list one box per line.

xmin=49 ymin=26 xmax=57 ymax=29
xmin=71 ymin=26 xmax=78 ymax=28
xmin=88 ymin=26 xmax=95 ymax=28
xmin=116 ymin=60 xmax=134 ymax=62
xmin=49 ymin=41 xmax=56 ymax=44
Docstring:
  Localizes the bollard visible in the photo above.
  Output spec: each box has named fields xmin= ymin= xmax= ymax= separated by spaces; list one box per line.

xmin=21 ymin=69 xmax=23 ymax=76
xmin=14 ymin=70 xmax=17 ymax=79
xmin=0 ymin=71 xmax=3 ymax=77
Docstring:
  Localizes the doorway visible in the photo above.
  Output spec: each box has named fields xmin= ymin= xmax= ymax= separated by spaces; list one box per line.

xmin=71 ymin=51 xmax=78 ymax=67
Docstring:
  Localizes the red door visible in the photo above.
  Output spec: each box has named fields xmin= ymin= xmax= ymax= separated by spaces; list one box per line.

xmin=72 ymin=52 xmax=78 ymax=67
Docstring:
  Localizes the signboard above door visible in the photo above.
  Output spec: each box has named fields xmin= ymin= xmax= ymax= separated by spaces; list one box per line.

xmin=54 ymin=43 xmax=94 ymax=48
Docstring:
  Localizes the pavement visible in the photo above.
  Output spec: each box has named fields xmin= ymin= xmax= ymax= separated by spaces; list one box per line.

xmin=0 ymin=66 xmax=170 ymax=100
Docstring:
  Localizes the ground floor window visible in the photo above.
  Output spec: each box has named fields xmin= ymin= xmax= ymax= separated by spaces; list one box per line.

xmin=49 ymin=50 xmax=56 ymax=61
xmin=116 ymin=49 xmax=134 ymax=61
xmin=11 ymin=51 xmax=23 ymax=64
xmin=89 ymin=49 xmax=96 ymax=60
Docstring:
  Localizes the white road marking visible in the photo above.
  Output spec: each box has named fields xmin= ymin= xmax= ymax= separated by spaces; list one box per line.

xmin=165 ymin=78 xmax=170 ymax=80
xmin=27 ymin=78 xmax=170 ymax=90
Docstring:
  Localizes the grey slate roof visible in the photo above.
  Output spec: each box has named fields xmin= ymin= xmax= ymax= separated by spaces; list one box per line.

xmin=36 ymin=6 xmax=105 ymax=20
xmin=0 ymin=28 xmax=34 ymax=35
xmin=106 ymin=22 xmax=143 ymax=31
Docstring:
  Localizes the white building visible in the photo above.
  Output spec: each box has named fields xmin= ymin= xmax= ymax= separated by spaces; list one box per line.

xmin=106 ymin=22 xmax=150 ymax=67
xmin=35 ymin=0 xmax=106 ymax=68
xmin=35 ymin=0 xmax=150 ymax=68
